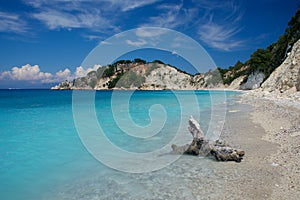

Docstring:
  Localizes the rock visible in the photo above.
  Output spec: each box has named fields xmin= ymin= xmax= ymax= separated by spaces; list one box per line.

xmin=52 ymin=62 xmax=225 ymax=90
xmin=262 ymin=40 xmax=300 ymax=93
xmin=240 ymin=71 xmax=265 ymax=90
xmin=228 ymin=75 xmax=246 ymax=90
xmin=51 ymin=80 xmax=72 ymax=90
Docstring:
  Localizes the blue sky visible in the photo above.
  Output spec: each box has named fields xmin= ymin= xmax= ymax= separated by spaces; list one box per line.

xmin=0 ymin=0 xmax=299 ymax=88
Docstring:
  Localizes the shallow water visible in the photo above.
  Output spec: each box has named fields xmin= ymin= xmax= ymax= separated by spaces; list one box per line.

xmin=0 ymin=89 xmax=239 ymax=199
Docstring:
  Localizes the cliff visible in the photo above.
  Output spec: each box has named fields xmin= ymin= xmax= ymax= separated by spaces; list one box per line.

xmin=261 ymin=40 xmax=300 ymax=93
xmin=220 ymin=9 xmax=300 ymax=93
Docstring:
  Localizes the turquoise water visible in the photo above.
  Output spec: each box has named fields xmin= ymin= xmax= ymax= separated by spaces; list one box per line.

xmin=0 ymin=90 xmax=238 ymax=199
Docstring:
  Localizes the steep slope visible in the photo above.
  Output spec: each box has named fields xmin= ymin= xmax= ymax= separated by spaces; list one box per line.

xmin=220 ymin=9 xmax=300 ymax=90
xmin=261 ymin=39 xmax=300 ymax=93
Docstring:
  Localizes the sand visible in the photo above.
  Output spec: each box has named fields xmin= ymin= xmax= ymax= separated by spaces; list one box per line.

xmin=49 ymin=93 xmax=300 ymax=200
xmin=240 ymin=93 xmax=300 ymax=199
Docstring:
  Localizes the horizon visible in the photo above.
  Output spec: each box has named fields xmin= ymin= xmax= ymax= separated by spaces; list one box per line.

xmin=0 ymin=0 xmax=299 ymax=88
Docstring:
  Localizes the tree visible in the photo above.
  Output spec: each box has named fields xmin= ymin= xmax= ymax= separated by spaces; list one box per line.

xmin=152 ymin=60 xmax=165 ymax=64
xmin=133 ymin=58 xmax=146 ymax=64
xmin=103 ymin=65 xmax=115 ymax=77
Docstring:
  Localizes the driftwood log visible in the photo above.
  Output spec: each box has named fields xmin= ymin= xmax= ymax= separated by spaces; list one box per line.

xmin=171 ymin=116 xmax=245 ymax=162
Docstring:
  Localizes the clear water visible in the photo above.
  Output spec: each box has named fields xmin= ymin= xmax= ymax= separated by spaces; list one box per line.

xmin=0 ymin=90 xmax=239 ymax=200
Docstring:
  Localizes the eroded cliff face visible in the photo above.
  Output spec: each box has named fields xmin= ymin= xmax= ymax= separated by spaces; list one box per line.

xmin=240 ymin=71 xmax=265 ymax=90
xmin=228 ymin=75 xmax=246 ymax=90
xmin=262 ymin=40 xmax=300 ymax=93
xmin=51 ymin=62 xmax=224 ymax=90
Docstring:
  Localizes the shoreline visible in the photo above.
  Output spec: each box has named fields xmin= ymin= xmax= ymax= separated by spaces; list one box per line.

xmin=47 ymin=91 xmax=300 ymax=199
xmin=240 ymin=93 xmax=300 ymax=199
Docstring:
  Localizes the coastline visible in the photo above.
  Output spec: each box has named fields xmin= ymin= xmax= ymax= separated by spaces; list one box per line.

xmin=45 ymin=91 xmax=300 ymax=199
xmin=241 ymin=92 xmax=300 ymax=199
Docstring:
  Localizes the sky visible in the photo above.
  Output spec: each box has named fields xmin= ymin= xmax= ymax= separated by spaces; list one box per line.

xmin=0 ymin=0 xmax=299 ymax=88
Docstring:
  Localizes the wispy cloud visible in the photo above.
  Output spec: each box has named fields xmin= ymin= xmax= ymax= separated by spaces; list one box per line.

xmin=2 ymin=0 xmax=245 ymax=51
xmin=0 ymin=64 xmax=101 ymax=83
xmin=141 ymin=2 xmax=185 ymax=29
xmin=195 ymin=0 xmax=245 ymax=51
xmin=25 ymin=1 xmax=116 ymax=31
xmin=135 ymin=28 xmax=168 ymax=38
xmin=32 ymin=9 xmax=110 ymax=30
xmin=107 ymin=0 xmax=162 ymax=11
xmin=23 ymin=0 xmax=161 ymax=32
xmin=0 ymin=11 xmax=28 ymax=33
xmin=139 ymin=0 xmax=245 ymax=51
xmin=198 ymin=21 xmax=243 ymax=51
xmin=125 ymin=39 xmax=147 ymax=47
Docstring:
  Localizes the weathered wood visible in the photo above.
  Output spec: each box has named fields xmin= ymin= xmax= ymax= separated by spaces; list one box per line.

xmin=171 ymin=116 xmax=244 ymax=162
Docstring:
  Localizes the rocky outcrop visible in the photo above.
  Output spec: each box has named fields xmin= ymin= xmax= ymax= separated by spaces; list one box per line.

xmin=193 ymin=70 xmax=224 ymax=89
xmin=240 ymin=71 xmax=265 ymax=90
xmin=51 ymin=80 xmax=72 ymax=90
xmin=262 ymin=40 xmax=300 ymax=93
xmin=140 ymin=64 xmax=193 ymax=90
xmin=228 ymin=75 xmax=246 ymax=90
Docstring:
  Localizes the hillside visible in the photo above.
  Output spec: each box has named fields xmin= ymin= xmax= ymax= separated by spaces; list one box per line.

xmin=219 ymin=9 xmax=300 ymax=91
xmin=51 ymin=60 xmax=224 ymax=90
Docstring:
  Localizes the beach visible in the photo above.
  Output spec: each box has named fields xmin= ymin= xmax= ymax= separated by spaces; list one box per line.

xmin=240 ymin=92 xmax=300 ymax=199
xmin=42 ymin=91 xmax=299 ymax=200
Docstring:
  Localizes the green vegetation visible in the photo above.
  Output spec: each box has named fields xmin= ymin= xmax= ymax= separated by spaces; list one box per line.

xmin=107 ymin=70 xmax=145 ymax=89
xmin=89 ymin=78 xmax=97 ymax=88
xmin=107 ymin=73 xmax=123 ymax=88
xmin=114 ymin=60 xmax=132 ymax=65
xmin=218 ymin=61 xmax=248 ymax=85
xmin=206 ymin=69 xmax=223 ymax=86
xmin=145 ymin=63 xmax=159 ymax=76
xmin=96 ymin=67 xmax=106 ymax=78
xmin=116 ymin=71 xmax=145 ymax=88
xmin=103 ymin=65 xmax=115 ymax=77
xmin=133 ymin=58 xmax=147 ymax=64
xmin=219 ymin=9 xmax=300 ymax=85
xmin=151 ymin=60 xmax=165 ymax=64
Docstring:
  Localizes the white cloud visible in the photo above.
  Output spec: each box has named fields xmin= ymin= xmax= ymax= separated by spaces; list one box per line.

xmin=99 ymin=40 xmax=111 ymax=45
xmin=24 ymin=1 xmax=114 ymax=32
xmin=135 ymin=28 xmax=167 ymax=38
xmin=23 ymin=0 xmax=161 ymax=32
xmin=75 ymin=64 xmax=101 ymax=78
xmin=141 ymin=3 xmax=184 ymax=29
xmin=125 ymin=39 xmax=147 ymax=47
xmin=0 ymin=64 xmax=54 ymax=82
xmin=0 ymin=11 xmax=28 ymax=33
xmin=54 ymin=68 xmax=72 ymax=82
xmin=0 ymin=64 xmax=101 ymax=84
xmin=32 ymin=9 xmax=111 ymax=30
xmin=107 ymin=0 xmax=162 ymax=11
xmin=171 ymin=50 xmax=178 ymax=55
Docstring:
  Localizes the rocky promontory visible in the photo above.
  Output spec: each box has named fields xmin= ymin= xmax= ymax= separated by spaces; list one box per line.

xmin=51 ymin=60 xmax=224 ymax=90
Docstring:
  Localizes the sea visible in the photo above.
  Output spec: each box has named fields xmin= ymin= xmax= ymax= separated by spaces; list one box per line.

xmin=0 ymin=89 xmax=240 ymax=200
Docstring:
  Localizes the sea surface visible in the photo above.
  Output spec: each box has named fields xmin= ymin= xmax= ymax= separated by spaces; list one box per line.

xmin=0 ymin=89 xmax=239 ymax=199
